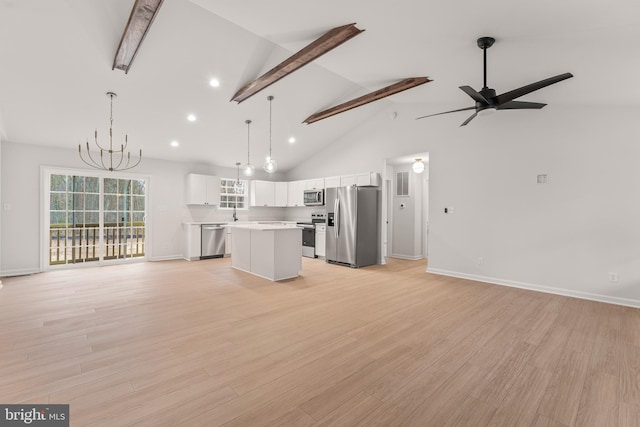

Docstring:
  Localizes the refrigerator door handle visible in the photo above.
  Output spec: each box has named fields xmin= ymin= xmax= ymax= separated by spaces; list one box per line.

xmin=335 ymin=198 xmax=340 ymax=238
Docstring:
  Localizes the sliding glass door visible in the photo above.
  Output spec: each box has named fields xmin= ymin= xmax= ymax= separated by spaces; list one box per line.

xmin=45 ymin=169 xmax=148 ymax=269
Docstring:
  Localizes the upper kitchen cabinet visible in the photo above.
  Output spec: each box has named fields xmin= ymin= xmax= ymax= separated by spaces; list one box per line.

xmin=186 ymin=174 xmax=220 ymax=205
xmin=342 ymin=172 xmax=381 ymax=187
xmin=304 ymin=178 xmax=325 ymax=190
xmin=275 ymin=182 xmax=288 ymax=207
xmin=287 ymin=181 xmax=305 ymax=207
xmin=250 ymin=180 xmax=275 ymax=207
xmin=324 ymin=176 xmax=341 ymax=189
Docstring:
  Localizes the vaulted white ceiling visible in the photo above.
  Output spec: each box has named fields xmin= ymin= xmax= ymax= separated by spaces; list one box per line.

xmin=0 ymin=0 xmax=638 ymax=172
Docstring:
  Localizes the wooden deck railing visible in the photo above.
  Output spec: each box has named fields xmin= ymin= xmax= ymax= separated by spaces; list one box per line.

xmin=50 ymin=223 xmax=145 ymax=265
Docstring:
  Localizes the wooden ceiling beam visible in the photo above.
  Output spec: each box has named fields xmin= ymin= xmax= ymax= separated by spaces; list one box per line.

xmin=112 ymin=0 xmax=164 ymax=74
xmin=303 ymin=77 xmax=432 ymax=124
xmin=231 ymin=23 xmax=364 ymax=103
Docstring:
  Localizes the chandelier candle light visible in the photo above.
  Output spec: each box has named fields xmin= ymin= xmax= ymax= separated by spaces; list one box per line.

xmin=263 ymin=95 xmax=277 ymax=173
xmin=78 ymin=92 xmax=142 ymax=172
xmin=243 ymin=119 xmax=255 ymax=176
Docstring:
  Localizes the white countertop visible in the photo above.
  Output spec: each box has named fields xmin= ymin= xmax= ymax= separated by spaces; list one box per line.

xmin=226 ymin=223 xmax=301 ymax=231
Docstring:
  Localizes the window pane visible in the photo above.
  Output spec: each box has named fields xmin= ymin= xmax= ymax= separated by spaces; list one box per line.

xmin=71 ymin=176 xmax=84 ymax=192
xmin=132 ymin=179 xmax=145 ymax=195
xmin=72 ymin=193 xmax=85 ymax=210
xmin=85 ymin=212 xmax=99 ymax=226
xmin=85 ymin=194 xmax=99 ymax=210
xmin=68 ymin=212 xmax=84 ymax=226
xmin=118 ymin=179 xmax=131 ymax=194
xmin=104 ymin=212 xmax=117 ymax=225
xmin=50 ymin=193 xmax=66 ymax=210
xmin=132 ymin=212 xmax=145 ymax=223
xmin=85 ymin=177 xmax=99 ymax=193
xmin=104 ymin=195 xmax=117 ymax=211
xmin=50 ymin=212 xmax=67 ymax=225
xmin=132 ymin=196 xmax=145 ymax=211
xmin=50 ymin=175 xmax=67 ymax=192
xmin=104 ymin=178 xmax=118 ymax=194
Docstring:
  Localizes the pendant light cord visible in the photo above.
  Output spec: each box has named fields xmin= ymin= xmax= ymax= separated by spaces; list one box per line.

xmin=268 ymin=95 xmax=273 ymax=158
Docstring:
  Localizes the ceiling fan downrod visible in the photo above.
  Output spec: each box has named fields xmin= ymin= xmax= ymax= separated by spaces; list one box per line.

xmin=477 ymin=36 xmax=495 ymax=90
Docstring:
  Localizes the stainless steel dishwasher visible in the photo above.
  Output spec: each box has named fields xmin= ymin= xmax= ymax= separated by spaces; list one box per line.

xmin=200 ymin=224 xmax=226 ymax=259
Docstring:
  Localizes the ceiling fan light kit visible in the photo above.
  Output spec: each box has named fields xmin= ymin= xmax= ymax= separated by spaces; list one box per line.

xmin=416 ymin=36 xmax=573 ymax=126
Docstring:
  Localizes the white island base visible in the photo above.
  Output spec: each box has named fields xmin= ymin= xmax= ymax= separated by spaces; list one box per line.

xmin=230 ymin=224 xmax=302 ymax=281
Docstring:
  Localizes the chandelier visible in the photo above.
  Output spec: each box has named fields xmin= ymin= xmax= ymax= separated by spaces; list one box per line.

xmin=78 ymin=92 xmax=142 ymax=172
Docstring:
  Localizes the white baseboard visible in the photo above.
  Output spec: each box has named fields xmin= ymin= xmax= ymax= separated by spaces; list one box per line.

xmin=390 ymin=254 xmax=424 ymax=261
xmin=0 ymin=268 xmax=41 ymax=277
xmin=150 ymin=255 xmax=184 ymax=262
xmin=426 ymin=268 xmax=640 ymax=309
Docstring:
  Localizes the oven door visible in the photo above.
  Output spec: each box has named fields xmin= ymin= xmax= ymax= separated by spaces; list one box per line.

xmin=301 ymin=226 xmax=316 ymax=258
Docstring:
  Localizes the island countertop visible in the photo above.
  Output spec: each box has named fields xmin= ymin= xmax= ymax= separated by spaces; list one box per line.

xmin=225 ymin=223 xmax=299 ymax=231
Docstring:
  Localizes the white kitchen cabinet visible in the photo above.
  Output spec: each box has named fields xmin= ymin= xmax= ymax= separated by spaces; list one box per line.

xmin=287 ymin=180 xmax=305 ymax=207
xmin=183 ymin=223 xmax=201 ymax=260
xmin=315 ymin=224 xmax=326 ymax=257
xmin=275 ymin=182 xmax=288 ymax=207
xmin=186 ymin=174 xmax=220 ymax=205
xmin=338 ymin=173 xmax=381 ymax=188
xmin=304 ymin=178 xmax=324 ymax=190
xmin=356 ymin=172 xmax=381 ymax=187
xmin=250 ymin=180 xmax=275 ymax=207
xmin=225 ymin=227 xmax=232 ymax=256
xmin=340 ymin=175 xmax=357 ymax=187
xmin=324 ymin=176 xmax=341 ymax=189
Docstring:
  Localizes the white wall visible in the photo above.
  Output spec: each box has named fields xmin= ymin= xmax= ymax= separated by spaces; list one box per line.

xmin=390 ymin=164 xmax=423 ymax=260
xmin=288 ymin=104 xmax=640 ymax=307
xmin=0 ymin=141 xmax=287 ymax=276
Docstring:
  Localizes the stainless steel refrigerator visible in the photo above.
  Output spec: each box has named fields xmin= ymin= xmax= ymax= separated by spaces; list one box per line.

xmin=326 ymin=185 xmax=379 ymax=267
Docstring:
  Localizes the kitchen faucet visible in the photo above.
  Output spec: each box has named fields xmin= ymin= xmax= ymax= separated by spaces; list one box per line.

xmin=232 ymin=206 xmax=238 ymax=222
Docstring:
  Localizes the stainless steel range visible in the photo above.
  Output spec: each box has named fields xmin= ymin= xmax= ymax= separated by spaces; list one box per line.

xmin=297 ymin=212 xmax=326 ymax=258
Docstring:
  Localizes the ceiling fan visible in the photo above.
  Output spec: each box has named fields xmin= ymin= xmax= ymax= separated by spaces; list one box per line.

xmin=416 ymin=37 xmax=573 ymax=126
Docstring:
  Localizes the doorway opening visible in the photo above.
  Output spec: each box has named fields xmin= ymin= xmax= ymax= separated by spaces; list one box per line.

xmin=382 ymin=153 xmax=429 ymax=263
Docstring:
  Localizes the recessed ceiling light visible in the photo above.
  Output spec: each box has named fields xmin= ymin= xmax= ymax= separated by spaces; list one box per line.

xmin=209 ymin=78 xmax=220 ymax=87
xmin=187 ymin=114 xmax=196 ymax=122
xmin=171 ymin=141 xmax=179 ymax=147
xmin=288 ymin=137 xmax=296 ymax=144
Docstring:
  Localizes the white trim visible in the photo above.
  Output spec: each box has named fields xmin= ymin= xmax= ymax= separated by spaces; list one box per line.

xmin=41 ymin=166 xmax=152 ymax=271
xmin=391 ymin=254 xmax=423 ymax=261
xmin=426 ymin=267 xmax=640 ymax=309
xmin=1 ymin=268 xmax=40 ymax=277
xmin=151 ymin=255 xmax=184 ymax=262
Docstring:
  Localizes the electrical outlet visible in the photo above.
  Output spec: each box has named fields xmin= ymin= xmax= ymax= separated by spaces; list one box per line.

xmin=476 ymin=257 xmax=484 ymax=266
xmin=608 ymin=272 xmax=618 ymax=283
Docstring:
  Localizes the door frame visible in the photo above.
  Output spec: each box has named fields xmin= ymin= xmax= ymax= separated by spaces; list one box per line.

xmin=40 ymin=166 xmax=152 ymax=272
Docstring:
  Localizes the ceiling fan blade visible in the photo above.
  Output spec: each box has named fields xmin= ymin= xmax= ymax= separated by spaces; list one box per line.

xmin=460 ymin=112 xmax=478 ymax=126
xmin=497 ymin=100 xmax=547 ymax=110
xmin=416 ymin=106 xmax=476 ymax=120
xmin=495 ymin=72 xmax=573 ymax=105
xmin=459 ymin=86 xmax=488 ymax=104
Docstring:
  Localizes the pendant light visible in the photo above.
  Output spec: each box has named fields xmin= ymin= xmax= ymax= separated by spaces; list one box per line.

xmin=412 ymin=158 xmax=425 ymax=174
xmin=242 ymin=119 xmax=254 ymax=176
xmin=263 ymin=95 xmax=277 ymax=173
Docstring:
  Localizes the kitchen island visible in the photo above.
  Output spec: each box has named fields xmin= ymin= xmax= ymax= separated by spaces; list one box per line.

xmin=228 ymin=223 xmax=302 ymax=281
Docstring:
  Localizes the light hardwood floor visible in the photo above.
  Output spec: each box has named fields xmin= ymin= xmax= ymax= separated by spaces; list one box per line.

xmin=1 ymin=257 xmax=640 ymax=426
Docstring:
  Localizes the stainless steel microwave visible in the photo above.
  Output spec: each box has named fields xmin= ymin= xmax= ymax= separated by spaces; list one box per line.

xmin=303 ymin=189 xmax=324 ymax=206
